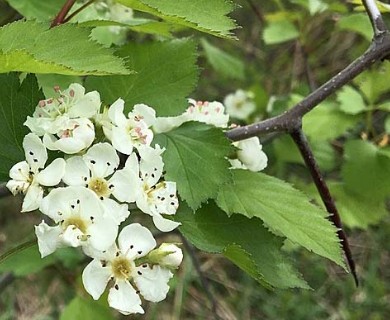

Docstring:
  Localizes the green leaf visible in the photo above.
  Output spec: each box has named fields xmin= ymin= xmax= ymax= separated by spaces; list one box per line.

xmin=263 ymin=21 xmax=299 ymax=45
xmin=302 ymin=101 xmax=359 ymax=141
xmin=154 ymin=122 xmax=232 ymax=210
xmin=216 ymin=170 xmax=346 ymax=268
xmin=36 ymin=74 xmax=82 ymax=98
xmin=0 ymin=21 xmax=130 ymax=75
xmin=377 ymin=101 xmax=390 ymax=112
xmin=337 ymin=85 xmax=367 ymax=115
xmin=338 ymin=13 xmax=372 ymax=41
xmin=342 ymin=140 xmax=390 ymax=201
xmin=86 ymin=39 xmax=199 ymax=116
xmin=385 ymin=115 xmax=390 ymax=133
xmin=0 ymin=243 xmax=55 ymax=276
xmin=6 ymin=0 xmax=62 ymax=21
xmin=60 ymin=296 xmax=114 ymax=320
xmin=177 ymin=202 xmax=309 ymax=289
xmin=0 ymin=73 xmax=44 ymax=182
xmin=117 ymin=0 xmax=237 ymax=38
xmin=200 ymin=38 xmax=245 ymax=80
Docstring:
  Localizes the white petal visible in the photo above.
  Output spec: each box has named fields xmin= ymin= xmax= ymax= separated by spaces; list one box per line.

xmin=43 ymin=133 xmax=84 ymax=154
xmin=111 ymin=126 xmax=134 ymax=155
xmin=6 ymin=179 xmax=29 ymax=195
xmin=131 ymin=104 xmax=156 ymax=127
xmin=108 ymin=280 xmax=144 ymax=315
xmin=118 ymin=223 xmax=156 ymax=260
xmin=84 ymin=143 xmax=119 ymax=177
xmin=36 ymin=158 xmax=66 ymax=186
xmin=109 ymin=168 xmax=140 ymax=203
xmin=21 ymin=184 xmax=43 ymax=212
xmin=138 ymin=145 xmax=164 ymax=186
xmin=236 ymin=137 xmax=268 ymax=172
xmin=35 ymin=221 xmax=63 ymax=258
xmin=108 ymin=98 xmax=127 ymax=127
xmin=82 ymin=259 xmax=111 ymax=300
xmin=101 ymin=197 xmax=130 ymax=225
xmin=133 ymin=265 xmax=172 ymax=302
xmin=62 ymin=225 xmax=84 ymax=247
xmin=69 ymin=90 xmax=101 ymax=118
xmin=9 ymin=161 xmax=30 ymax=181
xmin=152 ymin=115 xmax=186 ymax=133
xmin=63 ymin=156 xmax=90 ymax=186
xmin=152 ymin=214 xmax=181 ymax=233
xmin=23 ymin=133 xmax=47 ymax=170
xmin=87 ymin=217 xmax=118 ymax=251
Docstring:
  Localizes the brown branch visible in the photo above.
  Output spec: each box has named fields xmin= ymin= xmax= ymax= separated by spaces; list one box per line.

xmin=51 ymin=0 xmax=78 ymax=27
xmin=363 ymin=0 xmax=387 ymax=36
xmin=290 ymin=128 xmax=358 ymax=286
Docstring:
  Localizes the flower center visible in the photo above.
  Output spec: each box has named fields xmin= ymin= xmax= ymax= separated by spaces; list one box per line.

xmin=63 ymin=216 xmax=87 ymax=234
xmin=88 ymin=177 xmax=110 ymax=197
xmin=111 ymin=256 xmax=132 ymax=280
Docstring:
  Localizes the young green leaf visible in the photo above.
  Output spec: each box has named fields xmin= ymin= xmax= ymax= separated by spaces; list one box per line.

xmin=0 ymin=73 xmax=44 ymax=182
xmin=154 ymin=122 xmax=232 ymax=210
xmin=0 ymin=21 xmax=131 ymax=75
xmin=337 ymin=85 xmax=367 ymax=115
xmin=86 ymin=39 xmax=199 ymax=116
xmin=177 ymin=202 xmax=309 ymax=289
xmin=201 ymin=38 xmax=245 ymax=80
xmin=263 ymin=21 xmax=299 ymax=45
xmin=117 ymin=0 xmax=237 ymax=38
xmin=337 ymin=13 xmax=372 ymax=42
xmin=342 ymin=140 xmax=390 ymax=201
xmin=60 ymin=296 xmax=114 ymax=320
xmin=216 ymin=170 xmax=346 ymax=268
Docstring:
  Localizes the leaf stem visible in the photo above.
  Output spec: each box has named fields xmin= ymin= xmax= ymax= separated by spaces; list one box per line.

xmin=51 ymin=0 xmax=78 ymax=27
xmin=63 ymin=0 xmax=97 ymax=23
xmin=290 ymin=128 xmax=358 ymax=286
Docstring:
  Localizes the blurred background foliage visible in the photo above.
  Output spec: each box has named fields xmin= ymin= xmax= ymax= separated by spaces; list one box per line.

xmin=0 ymin=0 xmax=389 ymax=319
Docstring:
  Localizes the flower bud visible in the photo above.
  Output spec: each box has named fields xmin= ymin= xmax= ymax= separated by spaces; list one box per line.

xmin=148 ymin=243 xmax=183 ymax=269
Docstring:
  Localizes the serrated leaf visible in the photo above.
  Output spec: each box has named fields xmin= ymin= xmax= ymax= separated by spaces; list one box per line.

xmin=177 ymin=202 xmax=309 ymax=289
xmin=337 ymin=85 xmax=367 ymax=115
xmin=86 ymin=39 xmax=198 ymax=116
xmin=6 ymin=0 xmax=62 ymax=21
xmin=117 ymin=0 xmax=237 ymax=38
xmin=338 ymin=13 xmax=372 ymax=41
xmin=60 ymin=296 xmax=114 ymax=320
xmin=216 ymin=170 xmax=346 ymax=268
xmin=154 ymin=122 xmax=232 ymax=210
xmin=302 ymin=101 xmax=360 ymax=141
xmin=0 ymin=20 xmax=130 ymax=75
xmin=263 ymin=21 xmax=299 ymax=45
xmin=200 ymin=38 xmax=245 ymax=80
xmin=0 ymin=73 xmax=44 ymax=182
xmin=342 ymin=140 xmax=390 ymax=201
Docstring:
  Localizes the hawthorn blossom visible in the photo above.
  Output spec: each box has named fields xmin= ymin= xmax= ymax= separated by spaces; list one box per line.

xmin=105 ymin=99 xmax=155 ymax=155
xmin=24 ymin=83 xmax=100 ymax=154
xmin=62 ymin=143 xmax=133 ymax=224
xmin=185 ymin=99 xmax=229 ymax=128
xmin=224 ymin=89 xmax=256 ymax=120
xmin=6 ymin=133 xmax=65 ymax=212
xmin=82 ymin=224 xmax=176 ymax=315
xmin=122 ymin=146 xmax=180 ymax=232
xmin=36 ymin=186 xmax=118 ymax=257
xmin=230 ymin=137 xmax=268 ymax=172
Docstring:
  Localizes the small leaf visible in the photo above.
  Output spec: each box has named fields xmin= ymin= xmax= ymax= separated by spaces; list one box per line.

xmin=0 ymin=21 xmax=131 ymax=75
xmin=0 ymin=73 xmax=44 ymax=181
xmin=117 ymin=0 xmax=238 ymax=39
xmin=60 ymin=296 xmax=114 ymax=320
xmin=201 ymin=38 xmax=245 ymax=80
xmin=177 ymin=202 xmax=309 ymax=289
xmin=86 ymin=39 xmax=199 ymax=116
xmin=342 ymin=140 xmax=390 ymax=201
xmin=154 ymin=122 xmax=232 ymax=210
xmin=216 ymin=170 xmax=346 ymax=268
xmin=263 ymin=21 xmax=299 ymax=45
xmin=337 ymin=85 xmax=367 ymax=115
xmin=338 ymin=13 xmax=372 ymax=41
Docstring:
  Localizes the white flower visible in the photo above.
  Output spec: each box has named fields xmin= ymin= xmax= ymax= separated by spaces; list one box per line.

xmin=36 ymin=186 xmax=118 ymax=257
xmin=122 ymin=146 xmax=180 ymax=232
xmin=185 ymin=99 xmax=229 ymax=128
xmin=6 ymin=133 xmax=65 ymax=212
xmin=42 ymin=117 xmax=95 ymax=154
xmin=152 ymin=114 xmax=187 ymax=133
xmin=224 ymin=89 xmax=256 ymax=120
xmin=82 ymin=223 xmax=174 ymax=315
xmin=230 ymin=137 xmax=268 ymax=172
xmin=63 ymin=143 xmax=133 ymax=224
xmin=106 ymin=99 xmax=155 ymax=155
xmin=148 ymin=243 xmax=183 ymax=269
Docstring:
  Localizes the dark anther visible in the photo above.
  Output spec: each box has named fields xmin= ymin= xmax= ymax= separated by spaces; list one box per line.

xmin=115 ymin=284 xmax=119 ymax=290
xmin=77 ymin=199 xmax=80 ymax=204
xmin=130 ymin=245 xmax=134 ymax=249
xmin=137 ymin=271 xmax=142 ymax=275
xmin=107 ymin=162 xmax=111 ymax=166
xmin=71 ymin=205 xmax=75 ymax=209
xmin=170 ymin=202 xmax=175 ymax=205
xmin=142 ymin=264 xmax=147 ymax=268
xmin=100 ymin=196 xmax=104 ymax=200
xmin=90 ymin=160 xmax=96 ymax=164
xmin=137 ymin=250 xmax=142 ymax=254
xmin=29 ymin=151 xmax=34 ymax=155
xmin=33 ymin=158 xmax=38 ymax=162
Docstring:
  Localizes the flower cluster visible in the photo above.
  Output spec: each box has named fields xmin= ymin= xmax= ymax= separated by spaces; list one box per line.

xmin=7 ymin=84 xmax=181 ymax=315
xmin=7 ymin=83 xmax=268 ymax=315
